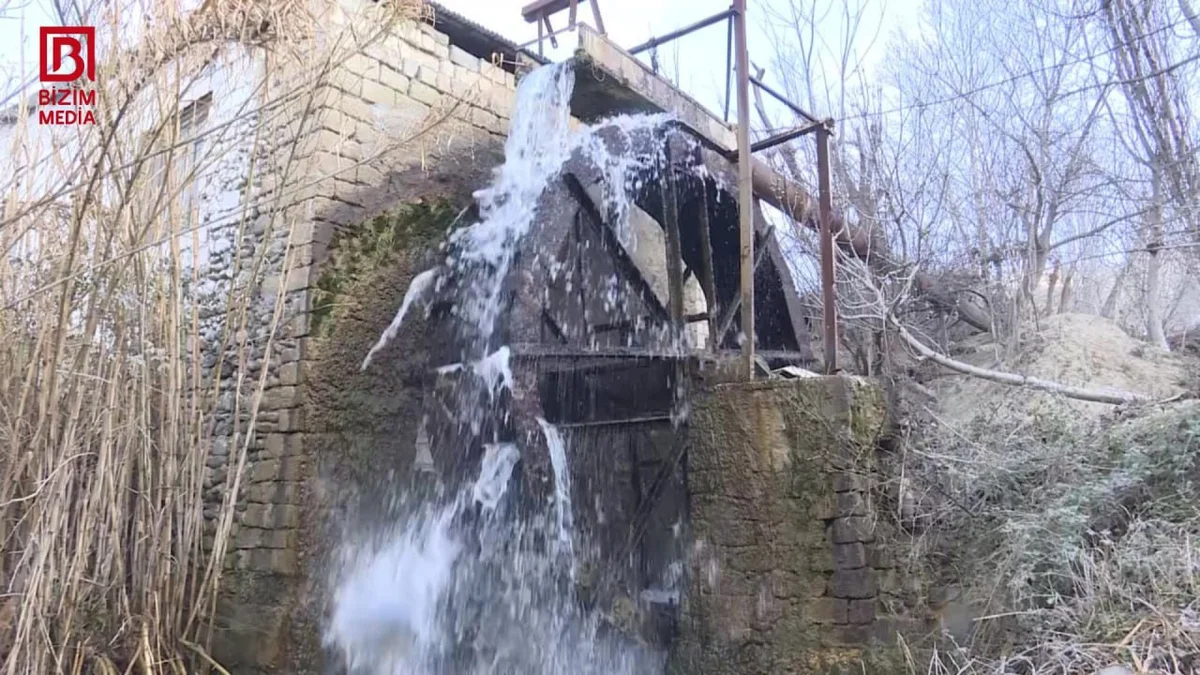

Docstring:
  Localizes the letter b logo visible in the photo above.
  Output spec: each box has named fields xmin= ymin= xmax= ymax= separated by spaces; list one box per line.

xmin=39 ymin=27 xmax=95 ymax=83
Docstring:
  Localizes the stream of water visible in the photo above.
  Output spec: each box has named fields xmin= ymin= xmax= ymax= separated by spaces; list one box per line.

xmin=323 ymin=61 xmax=683 ymax=674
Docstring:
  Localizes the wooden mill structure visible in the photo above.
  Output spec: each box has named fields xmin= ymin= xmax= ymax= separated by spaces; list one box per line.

xmin=420 ymin=1 xmax=841 ymax=648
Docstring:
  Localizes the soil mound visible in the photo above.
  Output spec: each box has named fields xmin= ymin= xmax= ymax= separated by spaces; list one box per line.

xmin=933 ymin=313 xmax=1193 ymax=426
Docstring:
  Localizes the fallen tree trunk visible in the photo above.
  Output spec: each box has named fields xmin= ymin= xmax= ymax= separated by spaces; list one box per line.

xmin=747 ymin=157 xmax=994 ymax=333
xmin=889 ymin=314 xmax=1152 ymax=405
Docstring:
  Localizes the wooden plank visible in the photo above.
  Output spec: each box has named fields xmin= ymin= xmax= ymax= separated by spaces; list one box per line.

xmin=511 ymin=344 xmax=688 ymax=360
xmin=563 ymin=172 xmax=671 ymax=325
xmin=508 ymin=342 xmax=810 ymax=365
xmin=569 ymin=30 xmax=840 ymax=261
xmin=572 ymin=25 xmax=738 ymax=152
xmin=521 ymin=0 xmax=587 ymax=22
xmin=696 ymin=182 xmax=719 ymax=350
xmin=661 ymin=144 xmax=686 ymax=332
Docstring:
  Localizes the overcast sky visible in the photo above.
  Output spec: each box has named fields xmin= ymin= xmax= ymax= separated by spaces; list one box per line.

xmin=1 ymin=0 xmax=922 ymax=119
xmin=437 ymin=0 xmax=920 ymax=117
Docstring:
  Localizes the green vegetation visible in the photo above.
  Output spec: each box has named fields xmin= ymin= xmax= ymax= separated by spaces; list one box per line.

xmin=311 ymin=198 xmax=463 ymax=335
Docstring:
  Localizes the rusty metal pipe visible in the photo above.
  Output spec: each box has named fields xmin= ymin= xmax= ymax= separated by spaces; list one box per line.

xmin=733 ymin=0 xmax=755 ymax=378
xmin=746 ymin=153 xmax=993 ymax=334
xmin=815 ymin=127 xmax=838 ymax=373
xmin=628 ymin=8 xmax=736 ymax=55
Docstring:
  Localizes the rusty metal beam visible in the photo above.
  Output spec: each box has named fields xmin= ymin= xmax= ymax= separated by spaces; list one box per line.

xmin=723 ymin=16 xmax=733 ymax=121
xmin=733 ymin=0 xmax=754 ymax=379
xmin=590 ymin=0 xmax=606 ymax=33
xmin=748 ymin=75 xmax=820 ymax=124
xmin=723 ymin=120 xmax=825 ymax=162
xmin=815 ymin=126 xmax=839 ymax=373
xmin=749 ymin=120 xmax=824 ymax=154
xmin=628 ymin=8 xmax=737 ymax=55
xmin=519 ymin=21 xmax=577 ymax=52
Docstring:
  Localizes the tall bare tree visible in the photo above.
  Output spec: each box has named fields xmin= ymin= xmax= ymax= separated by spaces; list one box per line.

xmin=1100 ymin=0 xmax=1200 ymax=348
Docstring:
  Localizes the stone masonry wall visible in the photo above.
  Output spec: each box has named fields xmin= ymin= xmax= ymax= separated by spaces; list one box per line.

xmin=670 ymin=376 xmax=931 ymax=675
xmin=198 ymin=2 xmax=518 ymax=670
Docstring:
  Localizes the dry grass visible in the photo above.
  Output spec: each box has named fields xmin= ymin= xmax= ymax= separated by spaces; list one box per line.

xmin=893 ymin=392 xmax=1200 ymax=674
xmin=0 ymin=0 xmax=433 ymax=671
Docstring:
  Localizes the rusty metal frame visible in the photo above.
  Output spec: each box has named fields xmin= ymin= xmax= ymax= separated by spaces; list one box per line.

xmin=815 ymin=124 xmax=839 ymax=373
xmin=520 ymin=0 xmax=605 ymax=56
xmin=750 ymin=120 xmax=824 ymax=153
xmin=748 ymin=75 xmax=821 ymax=124
xmin=742 ymin=69 xmax=839 ymax=373
xmin=514 ymin=0 xmax=840 ymax=375
xmin=732 ymin=0 xmax=754 ymax=378
xmin=522 ymin=21 xmax=576 ymax=54
xmin=628 ymin=8 xmax=737 ymax=55
xmin=723 ymin=17 xmax=734 ymax=121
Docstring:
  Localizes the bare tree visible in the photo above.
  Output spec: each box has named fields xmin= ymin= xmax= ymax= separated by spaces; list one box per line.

xmin=1099 ymin=0 xmax=1200 ymax=348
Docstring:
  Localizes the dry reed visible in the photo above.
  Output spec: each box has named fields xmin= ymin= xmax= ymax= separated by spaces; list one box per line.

xmin=0 ymin=0 xmax=432 ymax=671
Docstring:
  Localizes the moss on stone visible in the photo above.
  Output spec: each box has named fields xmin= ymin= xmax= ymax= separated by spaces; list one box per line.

xmin=674 ymin=377 xmax=906 ymax=674
xmin=311 ymin=198 xmax=462 ymax=335
xmin=846 ymin=379 xmax=888 ymax=450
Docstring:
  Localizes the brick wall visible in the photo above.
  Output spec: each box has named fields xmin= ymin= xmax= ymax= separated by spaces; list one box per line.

xmin=199 ymin=3 xmax=518 ymax=669
xmin=671 ymin=377 xmax=931 ymax=674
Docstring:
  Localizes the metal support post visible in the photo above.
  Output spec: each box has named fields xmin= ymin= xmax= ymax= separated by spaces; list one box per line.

xmin=815 ymin=125 xmax=839 ymax=374
xmin=733 ymin=0 xmax=754 ymax=378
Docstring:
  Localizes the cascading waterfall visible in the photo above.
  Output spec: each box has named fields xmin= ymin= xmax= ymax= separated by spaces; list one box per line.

xmin=537 ymin=418 xmax=575 ymax=572
xmin=325 ymin=60 xmax=688 ymax=674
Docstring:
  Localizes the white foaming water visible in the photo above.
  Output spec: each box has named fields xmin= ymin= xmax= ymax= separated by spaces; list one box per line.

xmin=537 ymin=418 xmax=574 ymax=555
xmin=328 ymin=61 xmax=684 ymax=675
xmin=473 ymin=443 xmax=520 ymax=511
xmin=473 ymin=346 xmax=513 ymax=402
xmin=361 ymin=268 xmax=438 ymax=371
xmin=326 ymin=503 xmax=461 ymax=673
xmin=445 ymin=63 xmax=577 ymax=351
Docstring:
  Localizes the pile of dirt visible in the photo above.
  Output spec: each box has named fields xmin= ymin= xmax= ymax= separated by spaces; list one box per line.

xmin=932 ymin=313 xmax=1194 ymax=426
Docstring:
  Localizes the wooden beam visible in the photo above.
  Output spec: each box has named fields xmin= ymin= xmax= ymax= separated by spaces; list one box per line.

xmin=696 ymin=182 xmax=719 ymax=351
xmin=511 ymin=343 xmax=808 ymax=358
xmin=521 ymin=0 xmax=589 ymax=22
xmin=541 ymin=309 xmax=571 ymax=344
xmin=661 ymin=145 xmax=686 ymax=334
xmin=714 ymin=226 xmax=772 ymax=348
xmin=510 ymin=344 xmax=688 ymax=360
xmin=563 ymin=172 xmax=671 ymax=325
xmin=555 ymin=415 xmax=672 ymax=429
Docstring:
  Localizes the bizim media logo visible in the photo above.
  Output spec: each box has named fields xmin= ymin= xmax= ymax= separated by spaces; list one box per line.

xmin=38 ymin=26 xmax=97 ymax=125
